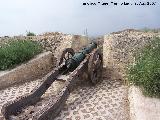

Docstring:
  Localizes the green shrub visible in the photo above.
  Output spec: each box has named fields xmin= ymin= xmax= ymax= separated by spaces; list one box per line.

xmin=141 ymin=27 xmax=160 ymax=33
xmin=0 ymin=40 xmax=42 ymax=70
xmin=127 ymin=37 xmax=160 ymax=97
xmin=26 ymin=31 xmax=36 ymax=36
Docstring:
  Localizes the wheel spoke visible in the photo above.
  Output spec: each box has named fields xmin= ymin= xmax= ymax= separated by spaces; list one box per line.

xmin=63 ymin=57 xmax=66 ymax=60
xmin=67 ymin=53 xmax=70 ymax=59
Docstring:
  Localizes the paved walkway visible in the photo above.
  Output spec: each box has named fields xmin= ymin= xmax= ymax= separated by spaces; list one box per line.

xmin=0 ymin=70 xmax=130 ymax=120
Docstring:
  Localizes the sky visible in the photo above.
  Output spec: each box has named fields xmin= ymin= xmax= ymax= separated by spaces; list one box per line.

xmin=0 ymin=0 xmax=160 ymax=37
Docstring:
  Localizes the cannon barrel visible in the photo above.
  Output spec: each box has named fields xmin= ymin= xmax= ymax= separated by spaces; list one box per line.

xmin=65 ymin=42 xmax=97 ymax=72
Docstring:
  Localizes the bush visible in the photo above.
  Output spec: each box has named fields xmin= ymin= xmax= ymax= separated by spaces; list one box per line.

xmin=141 ymin=27 xmax=160 ymax=33
xmin=26 ymin=31 xmax=36 ymax=36
xmin=0 ymin=40 xmax=42 ymax=70
xmin=127 ymin=37 xmax=160 ymax=97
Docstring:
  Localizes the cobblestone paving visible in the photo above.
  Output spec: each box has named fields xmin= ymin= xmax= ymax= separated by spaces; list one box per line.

xmin=55 ymin=78 xmax=129 ymax=120
xmin=0 ymin=72 xmax=129 ymax=120
xmin=0 ymin=79 xmax=43 ymax=119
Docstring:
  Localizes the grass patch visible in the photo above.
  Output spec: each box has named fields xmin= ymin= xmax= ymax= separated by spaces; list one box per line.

xmin=127 ymin=37 xmax=160 ymax=98
xmin=0 ymin=40 xmax=42 ymax=70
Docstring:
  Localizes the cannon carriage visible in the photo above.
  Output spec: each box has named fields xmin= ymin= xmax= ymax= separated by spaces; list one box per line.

xmin=2 ymin=42 xmax=103 ymax=120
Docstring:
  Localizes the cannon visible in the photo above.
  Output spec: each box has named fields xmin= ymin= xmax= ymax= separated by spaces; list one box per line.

xmin=1 ymin=42 xmax=103 ymax=120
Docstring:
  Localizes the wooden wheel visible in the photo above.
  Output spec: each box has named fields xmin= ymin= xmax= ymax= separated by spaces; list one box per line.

xmin=57 ymin=48 xmax=75 ymax=67
xmin=88 ymin=49 xmax=103 ymax=84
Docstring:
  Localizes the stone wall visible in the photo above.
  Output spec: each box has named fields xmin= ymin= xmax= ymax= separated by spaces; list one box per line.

xmin=128 ymin=86 xmax=160 ymax=120
xmin=71 ymin=35 xmax=90 ymax=52
xmin=0 ymin=52 xmax=53 ymax=90
xmin=103 ymin=29 xmax=160 ymax=80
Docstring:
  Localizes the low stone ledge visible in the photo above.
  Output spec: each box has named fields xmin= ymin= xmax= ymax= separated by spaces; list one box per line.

xmin=128 ymin=86 xmax=160 ymax=120
xmin=0 ymin=51 xmax=54 ymax=90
